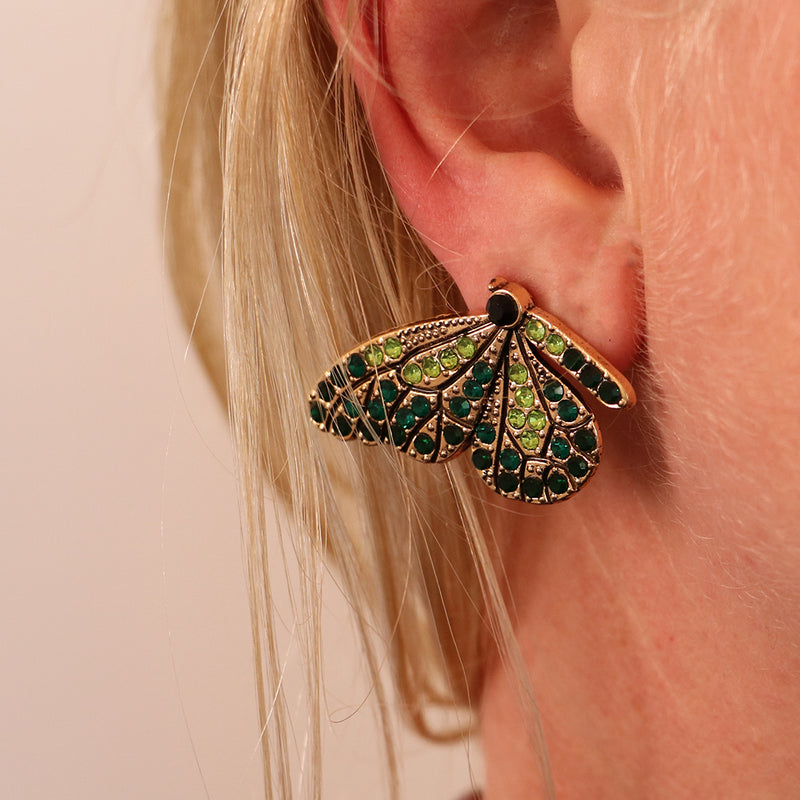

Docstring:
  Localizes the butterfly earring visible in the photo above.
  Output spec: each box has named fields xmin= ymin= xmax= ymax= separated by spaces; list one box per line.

xmin=308 ymin=277 xmax=636 ymax=504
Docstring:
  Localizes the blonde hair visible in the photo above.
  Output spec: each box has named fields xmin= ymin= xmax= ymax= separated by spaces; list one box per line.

xmin=158 ymin=1 xmax=551 ymax=797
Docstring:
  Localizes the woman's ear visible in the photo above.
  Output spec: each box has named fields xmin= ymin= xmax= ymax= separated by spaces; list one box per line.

xmin=323 ymin=0 xmax=641 ymax=369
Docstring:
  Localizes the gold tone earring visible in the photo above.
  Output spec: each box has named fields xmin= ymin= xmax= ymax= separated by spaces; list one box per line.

xmin=308 ymin=277 xmax=636 ymax=504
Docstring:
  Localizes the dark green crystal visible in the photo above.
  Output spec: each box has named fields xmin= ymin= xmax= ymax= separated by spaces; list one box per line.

xmin=497 ymin=472 xmax=519 ymax=493
xmin=475 ymin=422 xmax=496 ymax=444
xmin=547 ymin=471 xmax=569 ymax=495
xmin=380 ymin=380 xmax=398 ymax=403
xmin=543 ymin=380 xmax=564 ymax=402
xmin=472 ymin=449 xmax=493 ymax=470
xmin=598 ymin=380 xmax=622 ymax=405
xmin=414 ymin=433 xmax=436 ymax=455
xmin=521 ymin=477 xmax=544 ymax=499
xmin=330 ymin=365 xmax=348 ymax=387
xmin=332 ymin=416 xmax=352 ymax=437
xmin=443 ymin=425 xmax=465 ymax=446
xmin=580 ymin=364 xmax=603 ymax=390
xmin=390 ymin=424 xmax=407 ymax=446
xmin=395 ymin=407 xmax=416 ymax=429
xmin=449 ymin=397 xmax=470 ymax=418
xmin=357 ymin=419 xmax=375 ymax=442
xmin=411 ymin=396 xmax=431 ymax=417
xmin=472 ymin=361 xmax=493 ymax=384
xmin=574 ymin=428 xmax=597 ymax=453
xmin=550 ymin=437 xmax=570 ymax=460
xmin=309 ymin=401 xmax=324 ymax=424
xmin=562 ymin=348 xmax=585 ymax=371
xmin=499 ymin=448 xmax=521 ymax=471
xmin=343 ymin=398 xmax=360 ymax=418
xmin=368 ymin=398 xmax=386 ymax=421
xmin=347 ymin=353 xmax=367 ymax=378
xmin=463 ymin=380 xmax=483 ymax=399
xmin=568 ymin=456 xmax=589 ymax=478
xmin=557 ymin=399 xmax=579 ymax=422
xmin=317 ymin=380 xmax=336 ymax=402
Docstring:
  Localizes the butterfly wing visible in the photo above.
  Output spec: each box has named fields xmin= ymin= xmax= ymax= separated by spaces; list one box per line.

xmin=468 ymin=323 xmax=602 ymax=504
xmin=309 ymin=313 xmax=510 ymax=463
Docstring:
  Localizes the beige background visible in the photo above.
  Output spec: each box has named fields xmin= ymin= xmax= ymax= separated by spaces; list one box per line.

xmin=0 ymin=2 xmax=478 ymax=798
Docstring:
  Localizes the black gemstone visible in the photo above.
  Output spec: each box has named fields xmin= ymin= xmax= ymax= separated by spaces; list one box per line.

xmin=486 ymin=292 xmax=519 ymax=327
xmin=497 ymin=472 xmax=519 ymax=493
xmin=580 ymin=364 xmax=603 ymax=390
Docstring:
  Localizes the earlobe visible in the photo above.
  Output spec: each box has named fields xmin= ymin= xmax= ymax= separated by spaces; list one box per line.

xmin=323 ymin=0 xmax=641 ymax=370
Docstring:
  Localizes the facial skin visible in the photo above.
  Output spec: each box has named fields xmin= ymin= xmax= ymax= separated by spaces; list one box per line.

xmin=324 ymin=0 xmax=800 ymax=796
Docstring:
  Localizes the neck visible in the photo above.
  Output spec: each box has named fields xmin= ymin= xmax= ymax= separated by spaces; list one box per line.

xmin=480 ymin=427 xmax=800 ymax=799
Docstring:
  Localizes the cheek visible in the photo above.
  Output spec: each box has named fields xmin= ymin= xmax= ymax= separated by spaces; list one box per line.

xmin=573 ymin=7 xmax=800 ymax=561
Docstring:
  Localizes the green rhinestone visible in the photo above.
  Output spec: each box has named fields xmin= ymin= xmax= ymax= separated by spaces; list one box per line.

xmin=380 ymin=380 xmax=398 ymax=403
xmin=384 ymin=337 xmax=402 ymax=359
xmin=519 ymin=430 xmax=539 ymax=451
xmin=330 ymin=365 xmax=349 ymax=387
xmin=527 ymin=409 xmax=546 ymax=430
xmin=598 ymin=380 xmax=622 ymax=405
xmin=347 ymin=353 xmax=367 ymax=378
xmin=545 ymin=334 xmax=566 ymax=356
xmin=395 ymin=407 xmax=416 ymax=429
xmin=443 ymin=425 xmax=465 ymax=446
xmin=475 ymin=422 xmax=496 ymax=444
xmin=514 ymin=386 xmax=535 ymax=408
xmin=543 ymin=380 xmax=564 ymax=402
xmin=499 ymin=448 xmax=521 ymax=471
xmin=574 ymin=428 xmax=598 ymax=453
xmin=507 ymin=408 xmax=526 ymax=429
xmin=463 ymin=380 xmax=484 ymax=399
xmin=525 ymin=319 xmax=546 ymax=342
xmin=316 ymin=380 xmax=335 ymax=402
xmin=472 ymin=449 xmax=493 ymax=470
xmin=309 ymin=401 xmax=324 ymax=424
xmin=547 ymin=471 xmax=569 ymax=495
xmin=580 ymin=364 xmax=603 ymax=390
xmin=521 ymin=477 xmax=544 ymax=499
xmin=456 ymin=336 xmax=476 ymax=359
xmin=343 ymin=398 xmax=360 ymax=418
xmin=449 ymin=397 xmax=470 ymax=418
xmin=551 ymin=437 xmax=570 ymax=460
xmin=357 ymin=419 xmax=375 ymax=442
xmin=439 ymin=348 xmax=459 ymax=370
xmin=332 ymin=416 xmax=352 ymax=437
xmin=422 ymin=356 xmax=441 ymax=378
xmin=411 ymin=396 xmax=431 ymax=417
xmin=562 ymin=348 xmax=585 ymax=372
xmin=368 ymin=399 xmax=386 ymax=421
xmin=414 ymin=433 xmax=436 ymax=455
xmin=509 ymin=363 xmax=528 ymax=384
xmin=557 ymin=399 xmax=579 ymax=422
xmin=472 ymin=361 xmax=493 ymax=384
xmin=364 ymin=344 xmax=383 ymax=367
xmin=497 ymin=472 xmax=519 ymax=493
xmin=402 ymin=362 xmax=423 ymax=385
xmin=568 ymin=456 xmax=589 ymax=478
xmin=390 ymin=424 xmax=407 ymax=446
